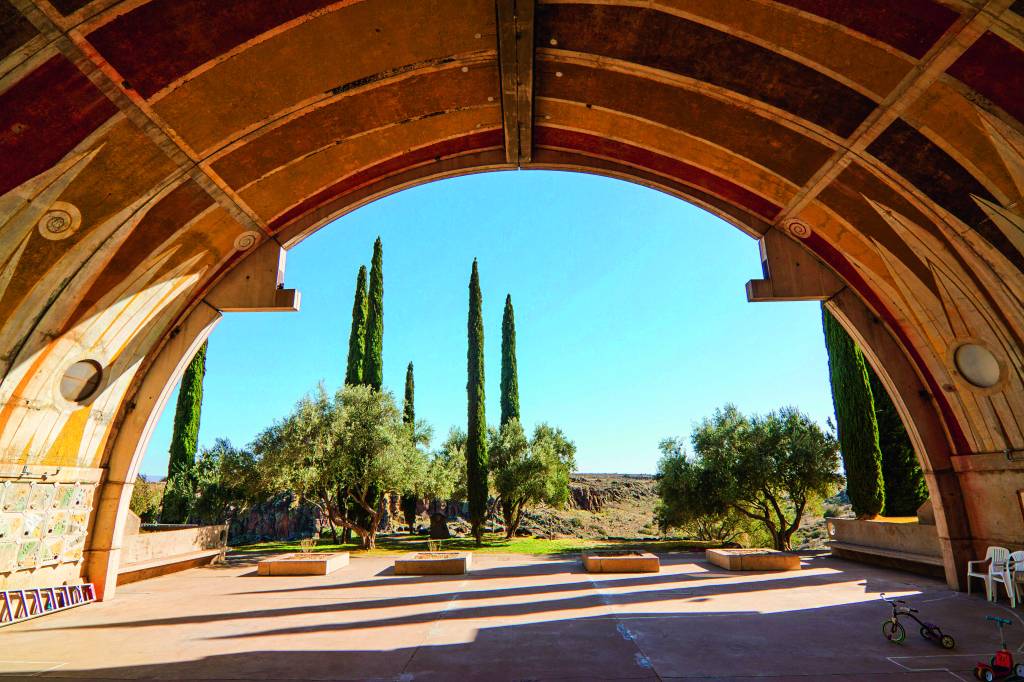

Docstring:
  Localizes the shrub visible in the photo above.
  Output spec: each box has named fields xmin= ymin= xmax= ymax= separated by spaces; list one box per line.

xmin=129 ymin=476 xmax=163 ymax=523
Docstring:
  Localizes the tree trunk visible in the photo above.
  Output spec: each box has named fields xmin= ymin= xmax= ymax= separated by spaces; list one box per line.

xmin=429 ymin=513 xmax=450 ymax=539
xmin=504 ymin=500 xmax=524 ymax=539
xmin=501 ymin=499 xmax=513 ymax=534
xmin=400 ymin=494 xmax=418 ymax=531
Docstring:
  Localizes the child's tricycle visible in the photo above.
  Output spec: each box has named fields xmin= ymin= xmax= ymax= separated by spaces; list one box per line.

xmin=880 ymin=593 xmax=955 ymax=649
xmin=974 ymin=616 xmax=1024 ymax=681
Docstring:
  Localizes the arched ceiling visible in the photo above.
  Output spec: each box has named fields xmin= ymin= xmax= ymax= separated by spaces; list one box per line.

xmin=0 ymin=0 xmax=1023 ymax=504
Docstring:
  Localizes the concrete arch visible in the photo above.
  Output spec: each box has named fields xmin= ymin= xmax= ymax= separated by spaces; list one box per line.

xmin=1 ymin=0 xmax=1023 ymax=597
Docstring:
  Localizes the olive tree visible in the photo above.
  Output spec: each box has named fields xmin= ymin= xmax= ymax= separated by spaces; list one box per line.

xmin=418 ymin=427 xmax=467 ymax=538
xmin=657 ymin=405 xmax=842 ymax=551
xmin=188 ymin=438 xmax=265 ymax=526
xmin=490 ymin=419 xmax=575 ymax=538
xmin=256 ymin=383 xmax=425 ymax=549
xmin=655 ymin=453 xmax=753 ymax=545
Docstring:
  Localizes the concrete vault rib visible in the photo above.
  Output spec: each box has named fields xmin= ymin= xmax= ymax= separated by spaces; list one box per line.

xmin=496 ymin=0 xmax=535 ymax=166
xmin=16 ymin=0 xmax=270 ymax=237
xmin=776 ymin=0 xmax=1016 ymax=228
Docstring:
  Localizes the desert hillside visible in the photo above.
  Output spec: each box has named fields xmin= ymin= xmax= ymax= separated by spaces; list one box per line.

xmin=517 ymin=473 xmax=846 ymax=550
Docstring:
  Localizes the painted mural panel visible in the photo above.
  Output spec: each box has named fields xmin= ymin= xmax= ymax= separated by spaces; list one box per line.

xmin=0 ymin=482 xmax=95 ymax=587
xmin=2 ymin=483 xmax=30 ymax=513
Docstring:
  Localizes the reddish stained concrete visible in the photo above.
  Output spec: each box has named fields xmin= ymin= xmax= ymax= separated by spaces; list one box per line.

xmin=537 ymin=3 xmax=876 ymax=137
xmin=86 ymin=0 xmax=338 ymax=98
xmin=0 ymin=551 xmax=1013 ymax=680
xmin=535 ymin=61 xmax=834 ymax=186
xmin=774 ymin=0 xmax=959 ymax=58
xmin=530 ymin=148 xmax=773 ymax=235
xmin=948 ymin=31 xmax=1024 ymax=125
xmin=535 ymin=128 xmax=782 ymax=221
xmin=0 ymin=54 xmax=116 ymax=197
xmin=212 ymin=66 xmax=499 ymax=190
xmin=268 ymin=129 xmax=504 ymax=231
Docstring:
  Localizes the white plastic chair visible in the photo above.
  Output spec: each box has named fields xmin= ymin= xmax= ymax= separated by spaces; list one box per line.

xmin=968 ymin=547 xmax=1009 ymax=601
xmin=1003 ymin=550 xmax=1024 ymax=608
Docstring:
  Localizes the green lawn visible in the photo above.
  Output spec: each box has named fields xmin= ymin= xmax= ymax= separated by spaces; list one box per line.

xmin=231 ymin=533 xmax=721 ymax=557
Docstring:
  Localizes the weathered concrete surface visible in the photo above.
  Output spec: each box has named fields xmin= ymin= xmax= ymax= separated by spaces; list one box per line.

xmin=707 ymin=548 xmax=801 ymax=571
xmin=119 ymin=524 xmax=227 ymax=568
xmin=0 ymin=552 xmax=1015 ymax=680
xmin=394 ymin=551 xmax=471 ymax=575
xmin=257 ymin=552 xmax=348 ymax=576
xmin=828 ymin=518 xmax=944 ymax=579
xmin=582 ymin=550 xmax=659 ymax=573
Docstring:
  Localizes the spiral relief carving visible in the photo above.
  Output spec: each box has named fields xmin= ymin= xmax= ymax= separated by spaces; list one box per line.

xmin=234 ymin=231 xmax=260 ymax=250
xmin=37 ymin=202 xmax=81 ymax=241
xmin=783 ymin=218 xmax=812 ymax=239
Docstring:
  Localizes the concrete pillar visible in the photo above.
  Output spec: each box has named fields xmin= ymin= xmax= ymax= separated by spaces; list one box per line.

xmin=84 ymin=304 xmax=221 ymax=600
xmin=84 ymin=240 xmax=299 ymax=600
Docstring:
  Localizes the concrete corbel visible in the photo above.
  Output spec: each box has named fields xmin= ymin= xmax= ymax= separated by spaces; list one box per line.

xmin=746 ymin=228 xmax=844 ymax=302
xmin=205 ymin=240 xmax=301 ymax=313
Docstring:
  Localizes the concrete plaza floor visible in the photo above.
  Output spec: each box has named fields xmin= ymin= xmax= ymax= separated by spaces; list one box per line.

xmin=1 ymin=551 xmax=1019 ymax=680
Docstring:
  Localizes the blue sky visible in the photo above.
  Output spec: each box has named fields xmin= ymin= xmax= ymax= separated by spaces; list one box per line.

xmin=140 ymin=171 xmax=834 ymax=478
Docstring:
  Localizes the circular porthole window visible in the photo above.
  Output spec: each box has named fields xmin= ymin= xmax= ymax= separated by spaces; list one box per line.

xmin=953 ymin=343 xmax=1001 ymax=389
xmin=59 ymin=360 xmax=103 ymax=403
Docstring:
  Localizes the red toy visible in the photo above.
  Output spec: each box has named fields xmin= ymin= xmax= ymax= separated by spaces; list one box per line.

xmin=974 ymin=616 xmax=1024 ymax=681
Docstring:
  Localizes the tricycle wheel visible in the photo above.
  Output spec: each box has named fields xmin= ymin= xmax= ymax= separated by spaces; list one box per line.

xmin=982 ymin=668 xmax=994 ymax=682
xmin=1014 ymin=662 xmax=1024 ymax=677
xmin=973 ymin=664 xmax=984 ymax=680
xmin=920 ymin=626 xmax=932 ymax=639
xmin=883 ymin=620 xmax=905 ymax=643
xmin=939 ymin=634 xmax=955 ymax=650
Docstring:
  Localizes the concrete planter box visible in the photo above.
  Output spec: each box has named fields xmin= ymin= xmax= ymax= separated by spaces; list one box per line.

xmin=582 ymin=551 xmax=660 ymax=573
xmin=394 ymin=552 xmax=471 ymax=575
xmin=707 ymin=548 xmax=801 ymax=571
xmin=257 ymin=552 xmax=349 ymax=576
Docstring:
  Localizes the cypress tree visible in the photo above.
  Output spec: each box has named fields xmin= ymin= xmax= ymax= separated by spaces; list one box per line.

xmin=867 ymin=366 xmax=929 ymax=516
xmin=363 ymin=237 xmax=384 ymax=390
xmin=345 ymin=266 xmax=368 ymax=385
xmin=161 ymin=341 xmax=207 ymax=523
xmin=822 ymin=306 xmax=885 ymax=518
xmin=466 ymin=259 xmax=489 ymax=545
xmin=500 ymin=294 xmax=520 ymax=427
xmin=400 ymin=361 xmax=418 ymax=530
xmin=403 ymin=362 xmax=415 ymax=425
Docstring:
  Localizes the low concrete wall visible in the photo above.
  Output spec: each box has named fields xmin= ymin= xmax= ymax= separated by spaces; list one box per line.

xmin=119 ymin=524 xmax=227 ymax=568
xmin=828 ymin=518 xmax=942 ymax=559
xmin=827 ymin=517 xmax=944 ymax=578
